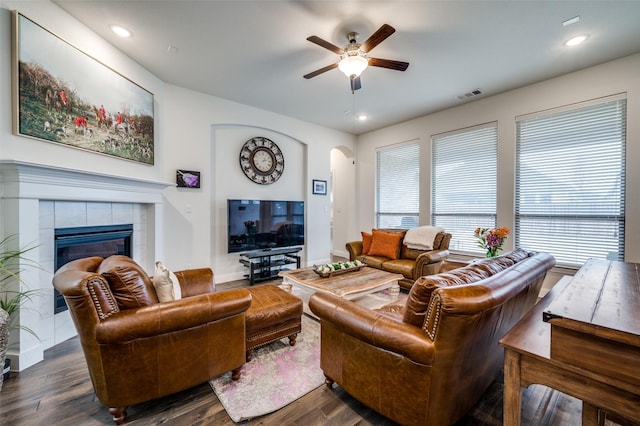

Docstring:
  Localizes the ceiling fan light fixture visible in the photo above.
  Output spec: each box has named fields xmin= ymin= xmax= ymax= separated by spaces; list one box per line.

xmin=338 ymin=55 xmax=368 ymax=78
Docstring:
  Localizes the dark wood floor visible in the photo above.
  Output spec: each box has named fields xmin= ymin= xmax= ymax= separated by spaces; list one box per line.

xmin=0 ymin=278 xmax=624 ymax=426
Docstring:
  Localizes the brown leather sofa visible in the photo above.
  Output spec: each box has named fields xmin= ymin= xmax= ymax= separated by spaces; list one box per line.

xmin=309 ymin=249 xmax=555 ymax=426
xmin=346 ymin=229 xmax=452 ymax=291
xmin=52 ymin=255 xmax=252 ymax=425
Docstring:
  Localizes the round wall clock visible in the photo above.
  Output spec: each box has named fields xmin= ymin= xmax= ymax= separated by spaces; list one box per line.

xmin=239 ymin=137 xmax=284 ymax=184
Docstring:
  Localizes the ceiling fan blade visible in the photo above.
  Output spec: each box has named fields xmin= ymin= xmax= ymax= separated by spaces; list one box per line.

xmin=350 ymin=76 xmax=362 ymax=92
xmin=303 ymin=63 xmax=338 ymax=79
xmin=368 ymin=57 xmax=410 ymax=71
xmin=307 ymin=36 xmax=343 ymax=55
xmin=360 ymin=24 xmax=396 ymax=53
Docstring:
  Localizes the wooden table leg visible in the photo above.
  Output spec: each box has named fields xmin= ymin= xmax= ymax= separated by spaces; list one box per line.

xmin=503 ymin=349 xmax=523 ymax=426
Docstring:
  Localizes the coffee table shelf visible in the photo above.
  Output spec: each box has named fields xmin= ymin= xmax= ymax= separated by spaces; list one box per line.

xmin=239 ymin=247 xmax=302 ymax=285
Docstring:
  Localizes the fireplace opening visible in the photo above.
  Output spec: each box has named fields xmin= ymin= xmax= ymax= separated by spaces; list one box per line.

xmin=54 ymin=224 xmax=133 ymax=313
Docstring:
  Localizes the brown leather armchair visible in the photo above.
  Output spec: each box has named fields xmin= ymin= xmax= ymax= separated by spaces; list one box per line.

xmin=52 ymin=255 xmax=252 ymax=425
xmin=346 ymin=230 xmax=451 ymax=290
xmin=309 ymin=249 xmax=555 ymax=426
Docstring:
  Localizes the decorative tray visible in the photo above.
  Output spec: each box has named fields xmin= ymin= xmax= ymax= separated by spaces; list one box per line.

xmin=313 ymin=261 xmax=364 ymax=278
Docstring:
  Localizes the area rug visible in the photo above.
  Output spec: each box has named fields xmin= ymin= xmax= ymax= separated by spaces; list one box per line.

xmin=209 ymin=315 xmax=324 ymax=422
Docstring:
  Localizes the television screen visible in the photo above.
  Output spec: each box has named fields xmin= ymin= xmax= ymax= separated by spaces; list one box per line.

xmin=227 ymin=199 xmax=304 ymax=253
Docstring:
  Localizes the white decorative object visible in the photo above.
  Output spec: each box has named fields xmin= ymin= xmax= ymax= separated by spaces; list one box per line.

xmin=403 ymin=226 xmax=444 ymax=250
xmin=313 ymin=260 xmax=364 ymax=278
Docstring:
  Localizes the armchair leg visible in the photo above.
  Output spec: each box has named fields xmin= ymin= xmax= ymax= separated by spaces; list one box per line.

xmin=325 ymin=376 xmax=334 ymax=388
xmin=231 ymin=367 xmax=242 ymax=381
xmin=109 ymin=406 xmax=127 ymax=425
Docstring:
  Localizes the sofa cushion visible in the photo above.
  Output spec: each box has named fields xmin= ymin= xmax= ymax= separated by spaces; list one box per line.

xmin=381 ymin=259 xmax=415 ymax=279
xmin=432 ymin=232 xmax=445 ymax=250
xmin=98 ymin=255 xmax=159 ymax=309
xmin=444 ymin=267 xmax=491 ymax=283
xmin=361 ymin=231 xmax=373 ymax=255
xmin=359 ymin=255 xmax=386 ymax=269
xmin=368 ymin=229 xmax=404 ymax=260
xmin=400 ymin=245 xmax=425 ymax=261
xmin=503 ymin=248 xmax=530 ymax=263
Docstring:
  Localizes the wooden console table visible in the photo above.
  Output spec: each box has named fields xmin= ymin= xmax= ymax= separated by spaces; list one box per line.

xmin=500 ymin=259 xmax=640 ymax=425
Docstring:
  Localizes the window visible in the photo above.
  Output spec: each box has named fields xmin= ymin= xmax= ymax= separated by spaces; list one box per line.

xmin=516 ymin=95 xmax=626 ymax=267
xmin=375 ymin=142 xmax=419 ymax=228
xmin=432 ymin=123 xmax=498 ymax=254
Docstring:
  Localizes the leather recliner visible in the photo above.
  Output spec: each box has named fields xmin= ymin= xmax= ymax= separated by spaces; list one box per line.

xmin=52 ymin=255 xmax=252 ymax=425
xmin=309 ymin=249 xmax=555 ymax=426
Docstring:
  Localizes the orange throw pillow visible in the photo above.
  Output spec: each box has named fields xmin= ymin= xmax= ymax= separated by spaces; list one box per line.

xmin=368 ymin=229 xmax=403 ymax=260
xmin=361 ymin=231 xmax=372 ymax=254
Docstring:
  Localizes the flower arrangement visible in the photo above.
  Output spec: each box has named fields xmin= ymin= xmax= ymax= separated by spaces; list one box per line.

xmin=474 ymin=227 xmax=510 ymax=258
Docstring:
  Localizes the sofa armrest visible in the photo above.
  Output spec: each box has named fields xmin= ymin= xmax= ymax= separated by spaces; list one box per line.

xmin=414 ymin=249 xmax=450 ymax=277
xmin=309 ymin=291 xmax=434 ymax=365
xmin=345 ymin=241 xmax=363 ymax=261
xmin=96 ymin=288 xmax=251 ymax=343
xmin=174 ymin=267 xmax=215 ymax=297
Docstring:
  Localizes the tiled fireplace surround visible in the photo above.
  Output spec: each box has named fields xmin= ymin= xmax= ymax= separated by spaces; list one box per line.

xmin=0 ymin=160 xmax=173 ymax=370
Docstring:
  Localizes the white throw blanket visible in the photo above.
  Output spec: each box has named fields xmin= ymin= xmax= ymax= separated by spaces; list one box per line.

xmin=403 ymin=226 xmax=444 ymax=250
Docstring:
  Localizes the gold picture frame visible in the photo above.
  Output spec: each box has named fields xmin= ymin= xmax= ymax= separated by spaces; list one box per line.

xmin=12 ymin=12 xmax=155 ymax=164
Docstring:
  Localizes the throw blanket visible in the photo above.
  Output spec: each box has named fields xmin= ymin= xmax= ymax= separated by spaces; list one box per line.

xmin=403 ymin=226 xmax=444 ymax=250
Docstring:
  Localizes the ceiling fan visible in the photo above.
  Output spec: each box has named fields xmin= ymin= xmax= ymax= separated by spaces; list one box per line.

xmin=303 ymin=24 xmax=409 ymax=92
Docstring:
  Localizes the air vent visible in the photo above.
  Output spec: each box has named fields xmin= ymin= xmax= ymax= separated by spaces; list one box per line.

xmin=457 ymin=89 xmax=483 ymax=100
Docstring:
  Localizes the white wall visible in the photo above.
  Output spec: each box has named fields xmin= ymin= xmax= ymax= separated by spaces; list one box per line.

xmin=355 ymin=53 xmax=640 ymax=264
xmin=160 ymin=84 xmax=354 ymax=282
xmin=330 ymin=146 xmax=357 ymax=259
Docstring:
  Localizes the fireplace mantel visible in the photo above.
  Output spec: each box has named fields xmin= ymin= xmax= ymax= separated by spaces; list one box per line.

xmin=0 ymin=160 xmax=175 ymax=371
xmin=0 ymin=160 xmax=174 ymax=203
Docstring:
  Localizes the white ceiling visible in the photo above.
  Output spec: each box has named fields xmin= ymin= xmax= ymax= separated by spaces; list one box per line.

xmin=53 ymin=1 xmax=640 ymax=135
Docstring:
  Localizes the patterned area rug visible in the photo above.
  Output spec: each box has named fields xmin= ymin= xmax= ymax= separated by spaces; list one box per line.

xmin=209 ymin=314 xmax=324 ymax=423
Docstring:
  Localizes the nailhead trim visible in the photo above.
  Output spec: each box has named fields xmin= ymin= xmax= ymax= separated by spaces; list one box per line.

xmin=246 ymin=324 xmax=301 ymax=350
xmin=423 ymin=294 xmax=441 ymax=340
xmin=87 ymin=277 xmax=119 ymax=320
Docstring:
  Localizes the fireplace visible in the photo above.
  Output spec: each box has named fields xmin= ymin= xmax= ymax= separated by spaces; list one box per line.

xmin=1 ymin=160 xmax=172 ymax=371
xmin=54 ymin=224 xmax=133 ymax=313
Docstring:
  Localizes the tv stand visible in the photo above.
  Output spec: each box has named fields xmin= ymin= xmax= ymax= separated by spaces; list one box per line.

xmin=239 ymin=247 xmax=302 ymax=285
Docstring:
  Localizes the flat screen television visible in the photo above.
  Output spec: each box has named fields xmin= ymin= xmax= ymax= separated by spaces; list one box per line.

xmin=227 ymin=199 xmax=304 ymax=253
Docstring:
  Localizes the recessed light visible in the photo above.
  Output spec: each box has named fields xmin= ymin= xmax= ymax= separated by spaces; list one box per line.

xmin=564 ymin=35 xmax=588 ymax=47
xmin=110 ymin=25 xmax=131 ymax=38
xmin=357 ymin=114 xmax=367 ymax=121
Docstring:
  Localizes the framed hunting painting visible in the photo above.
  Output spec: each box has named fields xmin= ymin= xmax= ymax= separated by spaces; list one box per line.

xmin=12 ymin=12 xmax=155 ymax=165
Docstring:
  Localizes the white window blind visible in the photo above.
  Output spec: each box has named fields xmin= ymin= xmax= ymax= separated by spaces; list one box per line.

xmin=375 ymin=142 xmax=420 ymax=228
xmin=516 ymin=96 xmax=626 ymax=267
xmin=432 ymin=123 xmax=498 ymax=254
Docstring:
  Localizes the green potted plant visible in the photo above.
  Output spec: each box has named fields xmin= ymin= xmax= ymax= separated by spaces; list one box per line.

xmin=0 ymin=235 xmax=39 ymax=390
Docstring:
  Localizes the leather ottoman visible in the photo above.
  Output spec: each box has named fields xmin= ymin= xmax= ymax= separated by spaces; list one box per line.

xmin=245 ymin=284 xmax=303 ymax=361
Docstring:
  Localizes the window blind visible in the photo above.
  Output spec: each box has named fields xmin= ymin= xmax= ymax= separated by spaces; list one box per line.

xmin=432 ymin=123 xmax=497 ymax=254
xmin=375 ymin=142 xmax=420 ymax=228
xmin=515 ymin=96 xmax=626 ymax=266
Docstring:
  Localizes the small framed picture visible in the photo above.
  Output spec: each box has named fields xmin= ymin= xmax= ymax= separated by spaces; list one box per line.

xmin=177 ymin=169 xmax=201 ymax=188
xmin=312 ymin=179 xmax=327 ymax=195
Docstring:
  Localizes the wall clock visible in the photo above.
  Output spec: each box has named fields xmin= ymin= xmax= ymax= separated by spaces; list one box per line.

xmin=239 ymin=137 xmax=284 ymax=184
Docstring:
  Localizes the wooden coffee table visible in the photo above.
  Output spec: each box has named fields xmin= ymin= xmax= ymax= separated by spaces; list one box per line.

xmin=278 ymin=267 xmax=403 ymax=308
